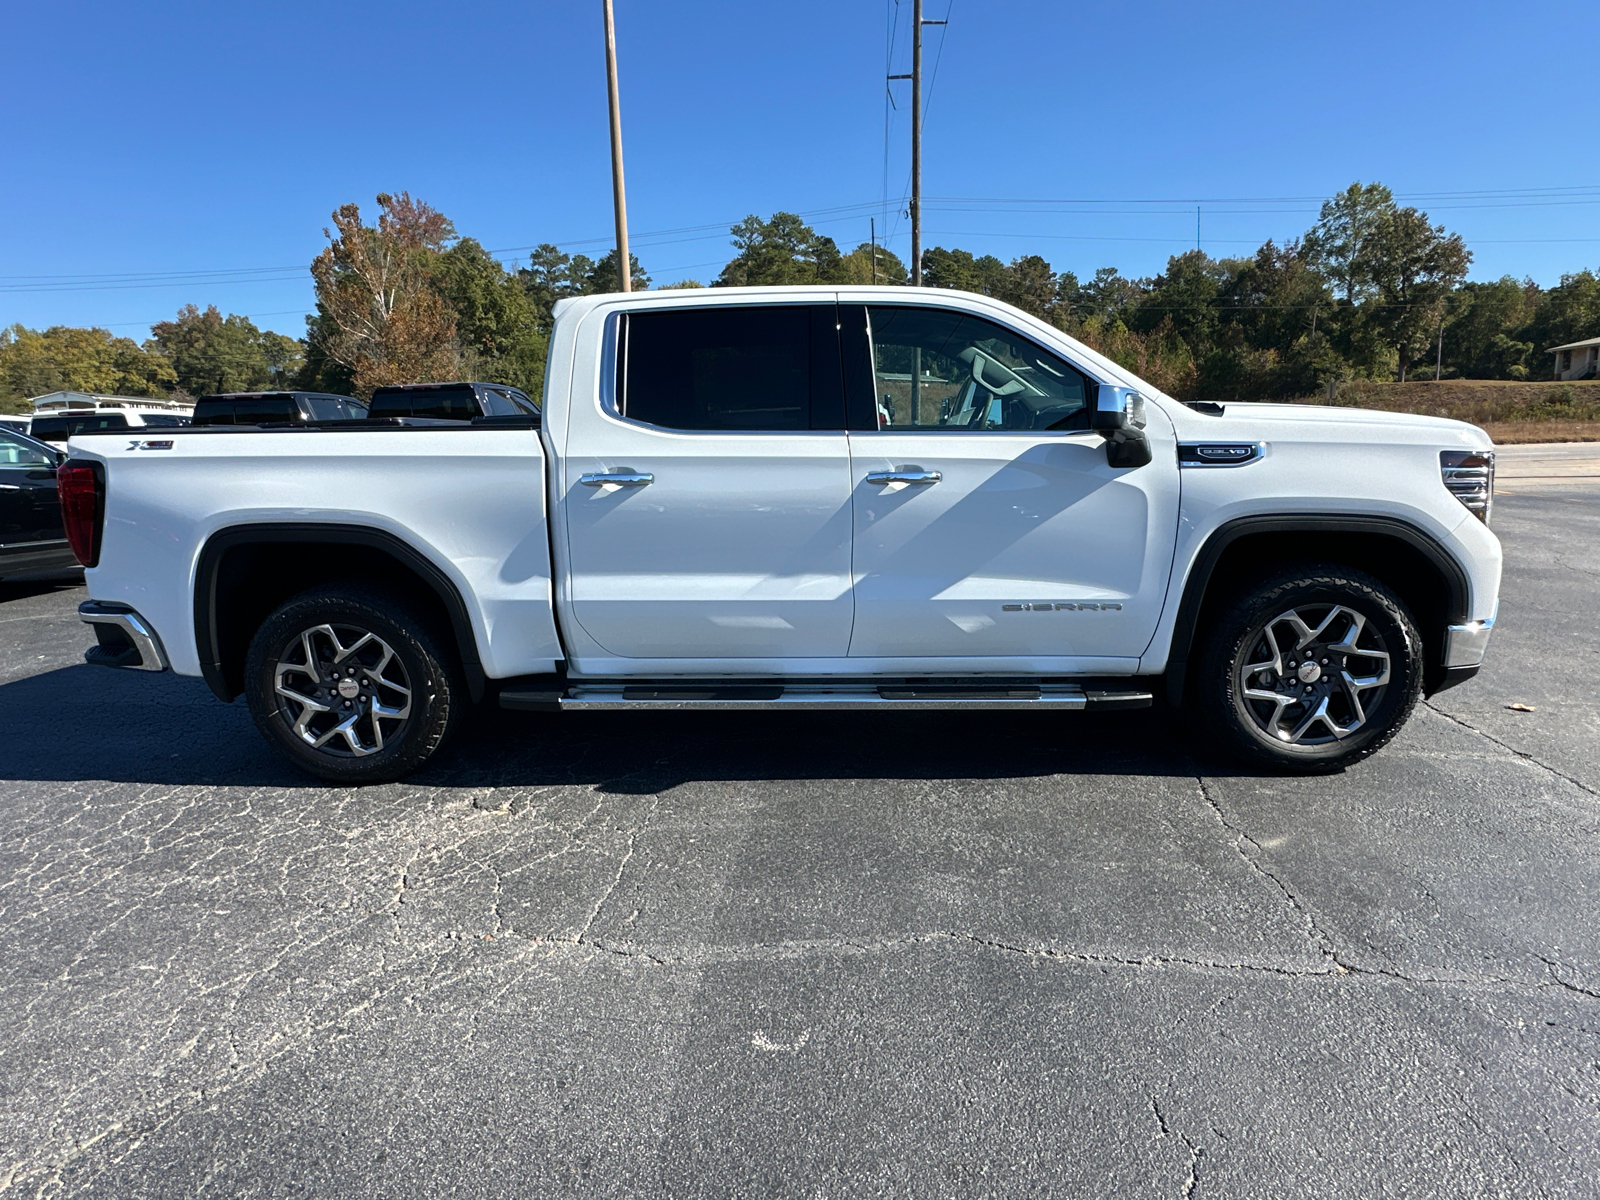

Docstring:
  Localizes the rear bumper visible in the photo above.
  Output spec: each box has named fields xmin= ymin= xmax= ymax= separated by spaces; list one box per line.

xmin=79 ymin=601 xmax=169 ymax=671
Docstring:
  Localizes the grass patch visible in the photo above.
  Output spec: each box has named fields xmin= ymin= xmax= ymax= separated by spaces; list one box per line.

xmin=1286 ymin=379 xmax=1600 ymax=443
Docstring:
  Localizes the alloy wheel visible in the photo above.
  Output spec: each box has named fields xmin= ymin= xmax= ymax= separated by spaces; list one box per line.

xmin=273 ymin=623 xmax=413 ymax=756
xmin=1237 ymin=603 xmax=1392 ymax=745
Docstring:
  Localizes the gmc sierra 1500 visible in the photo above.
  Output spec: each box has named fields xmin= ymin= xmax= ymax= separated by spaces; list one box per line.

xmin=59 ymin=286 xmax=1500 ymax=782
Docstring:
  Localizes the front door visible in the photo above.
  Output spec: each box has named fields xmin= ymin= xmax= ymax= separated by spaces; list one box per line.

xmin=0 ymin=432 xmax=63 ymax=549
xmin=844 ymin=303 xmax=1179 ymax=664
xmin=563 ymin=302 xmax=855 ymax=661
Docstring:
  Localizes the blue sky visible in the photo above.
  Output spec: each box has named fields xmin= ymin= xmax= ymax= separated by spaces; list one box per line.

xmin=4 ymin=0 xmax=1595 ymax=341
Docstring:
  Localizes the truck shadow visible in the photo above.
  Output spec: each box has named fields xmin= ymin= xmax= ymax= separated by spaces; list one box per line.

xmin=0 ymin=663 xmax=1212 ymax=790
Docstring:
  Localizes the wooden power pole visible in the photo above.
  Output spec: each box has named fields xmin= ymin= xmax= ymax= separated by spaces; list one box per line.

xmin=603 ymin=0 xmax=631 ymax=292
xmin=911 ymin=0 xmax=923 ymax=286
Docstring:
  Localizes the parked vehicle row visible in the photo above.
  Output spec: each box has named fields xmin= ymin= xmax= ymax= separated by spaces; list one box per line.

xmin=58 ymin=286 xmax=1501 ymax=783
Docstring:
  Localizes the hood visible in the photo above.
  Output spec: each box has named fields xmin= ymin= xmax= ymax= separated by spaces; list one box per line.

xmin=1167 ymin=399 xmax=1493 ymax=450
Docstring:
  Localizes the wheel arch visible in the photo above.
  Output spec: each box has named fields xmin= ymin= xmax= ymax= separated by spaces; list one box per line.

xmin=194 ymin=523 xmax=486 ymax=704
xmin=1165 ymin=514 xmax=1470 ymax=705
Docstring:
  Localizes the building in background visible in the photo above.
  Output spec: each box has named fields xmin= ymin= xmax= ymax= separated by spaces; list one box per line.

xmin=1548 ymin=337 xmax=1600 ymax=380
xmin=30 ymin=391 xmax=193 ymax=415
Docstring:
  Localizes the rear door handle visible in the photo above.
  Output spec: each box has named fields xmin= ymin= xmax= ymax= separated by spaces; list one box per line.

xmin=579 ymin=472 xmax=654 ymax=487
xmin=865 ymin=470 xmax=941 ymax=485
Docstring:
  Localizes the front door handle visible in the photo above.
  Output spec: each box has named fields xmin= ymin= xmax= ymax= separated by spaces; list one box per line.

xmin=579 ymin=472 xmax=654 ymax=487
xmin=865 ymin=469 xmax=941 ymax=486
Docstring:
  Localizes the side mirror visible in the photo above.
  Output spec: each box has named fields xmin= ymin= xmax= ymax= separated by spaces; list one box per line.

xmin=1091 ymin=384 xmax=1153 ymax=468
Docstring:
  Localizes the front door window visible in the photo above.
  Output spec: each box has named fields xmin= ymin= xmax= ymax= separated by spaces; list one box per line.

xmin=866 ymin=306 xmax=1091 ymax=432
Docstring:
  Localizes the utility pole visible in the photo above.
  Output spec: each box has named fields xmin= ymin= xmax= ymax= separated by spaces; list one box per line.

xmin=1196 ymin=205 xmax=1201 ymax=253
xmin=1436 ymin=314 xmax=1445 ymax=381
xmin=890 ymin=3 xmax=944 ymax=287
xmin=871 ymin=217 xmax=878 ymax=284
xmin=911 ymin=0 xmax=923 ymax=286
xmin=602 ymin=0 xmax=631 ymax=292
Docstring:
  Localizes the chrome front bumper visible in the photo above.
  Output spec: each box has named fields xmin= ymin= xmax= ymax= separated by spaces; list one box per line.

xmin=79 ymin=601 xmax=170 ymax=671
xmin=1444 ymin=612 xmax=1496 ymax=669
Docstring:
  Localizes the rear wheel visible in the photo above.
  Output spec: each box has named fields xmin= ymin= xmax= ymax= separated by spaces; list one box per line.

xmin=245 ymin=586 xmax=462 ymax=783
xmin=1196 ymin=565 xmax=1423 ymax=772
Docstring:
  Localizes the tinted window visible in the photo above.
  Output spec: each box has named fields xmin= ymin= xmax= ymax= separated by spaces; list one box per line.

xmin=865 ymin=306 xmax=1090 ymax=432
xmin=306 ymin=396 xmax=346 ymax=420
xmin=231 ymin=397 xmax=301 ymax=425
xmin=190 ymin=398 xmax=235 ymax=427
xmin=137 ymin=413 xmax=187 ymax=427
xmin=30 ymin=414 xmax=130 ymax=441
xmin=28 ymin=417 xmax=71 ymax=441
xmin=481 ymin=387 xmax=540 ymax=417
xmin=620 ymin=307 xmax=817 ymax=432
xmin=368 ymin=386 xmax=480 ymax=421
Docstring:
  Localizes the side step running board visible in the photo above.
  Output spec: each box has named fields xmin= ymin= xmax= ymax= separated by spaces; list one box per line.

xmin=499 ymin=683 xmax=1153 ymax=712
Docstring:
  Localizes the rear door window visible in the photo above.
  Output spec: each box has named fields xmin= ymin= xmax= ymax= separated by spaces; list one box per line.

xmin=616 ymin=305 xmax=843 ymax=432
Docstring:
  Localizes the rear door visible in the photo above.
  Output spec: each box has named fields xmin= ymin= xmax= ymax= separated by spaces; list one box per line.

xmin=842 ymin=302 xmax=1179 ymax=664
xmin=561 ymin=302 xmax=855 ymax=660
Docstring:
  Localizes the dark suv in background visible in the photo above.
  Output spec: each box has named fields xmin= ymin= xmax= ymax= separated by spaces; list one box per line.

xmin=191 ymin=392 xmax=368 ymax=427
xmin=367 ymin=382 xmax=540 ymax=422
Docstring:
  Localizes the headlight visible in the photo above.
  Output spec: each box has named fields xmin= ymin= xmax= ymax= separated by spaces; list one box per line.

xmin=1440 ymin=449 xmax=1494 ymax=524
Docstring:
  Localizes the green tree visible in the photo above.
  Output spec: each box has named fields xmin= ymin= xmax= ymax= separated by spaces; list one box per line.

xmin=434 ymin=238 xmax=548 ymax=395
xmin=1077 ymin=268 xmax=1144 ymax=322
xmin=1363 ymin=207 xmax=1471 ymax=380
xmin=1130 ymin=250 xmax=1231 ymax=352
xmin=586 ymin=248 xmax=650 ymax=294
xmin=1443 ymin=277 xmax=1539 ymax=379
xmin=148 ymin=304 xmax=303 ymax=396
xmin=920 ymin=246 xmax=1008 ymax=295
xmin=836 ymin=242 xmax=907 ymax=285
xmin=1523 ymin=269 xmax=1600 ymax=374
xmin=1209 ymin=241 xmax=1337 ymax=397
xmin=0 ymin=324 xmax=176 ymax=410
xmin=993 ymin=254 xmax=1059 ymax=320
xmin=716 ymin=213 xmax=843 ymax=286
xmin=516 ymin=244 xmax=647 ymax=329
xmin=1303 ymin=181 xmax=1396 ymax=305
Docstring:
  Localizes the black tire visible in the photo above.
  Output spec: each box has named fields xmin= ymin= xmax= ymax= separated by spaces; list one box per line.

xmin=244 ymin=585 xmax=463 ymax=784
xmin=1195 ymin=564 xmax=1424 ymax=773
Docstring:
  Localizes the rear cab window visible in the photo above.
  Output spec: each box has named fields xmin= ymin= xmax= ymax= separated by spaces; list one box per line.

xmin=30 ymin=414 xmax=130 ymax=441
xmin=368 ymin=386 xmax=481 ymax=421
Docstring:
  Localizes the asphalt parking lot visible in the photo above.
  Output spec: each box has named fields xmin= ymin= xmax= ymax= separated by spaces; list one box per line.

xmin=2 ymin=449 xmax=1598 ymax=1198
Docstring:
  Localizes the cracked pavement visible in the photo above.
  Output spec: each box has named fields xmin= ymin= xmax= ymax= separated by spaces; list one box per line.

xmin=2 ymin=480 xmax=1599 ymax=1197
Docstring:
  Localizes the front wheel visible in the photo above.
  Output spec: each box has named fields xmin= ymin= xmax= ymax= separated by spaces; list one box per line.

xmin=1196 ymin=565 xmax=1424 ymax=772
xmin=244 ymin=586 xmax=463 ymax=784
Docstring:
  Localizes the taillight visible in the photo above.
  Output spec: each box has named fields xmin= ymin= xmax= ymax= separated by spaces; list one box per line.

xmin=56 ymin=461 xmax=104 ymax=567
xmin=1440 ymin=449 xmax=1494 ymax=525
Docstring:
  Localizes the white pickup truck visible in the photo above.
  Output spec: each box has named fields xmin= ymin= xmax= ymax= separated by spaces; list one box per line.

xmin=59 ymin=286 xmax=1501 ymax=782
